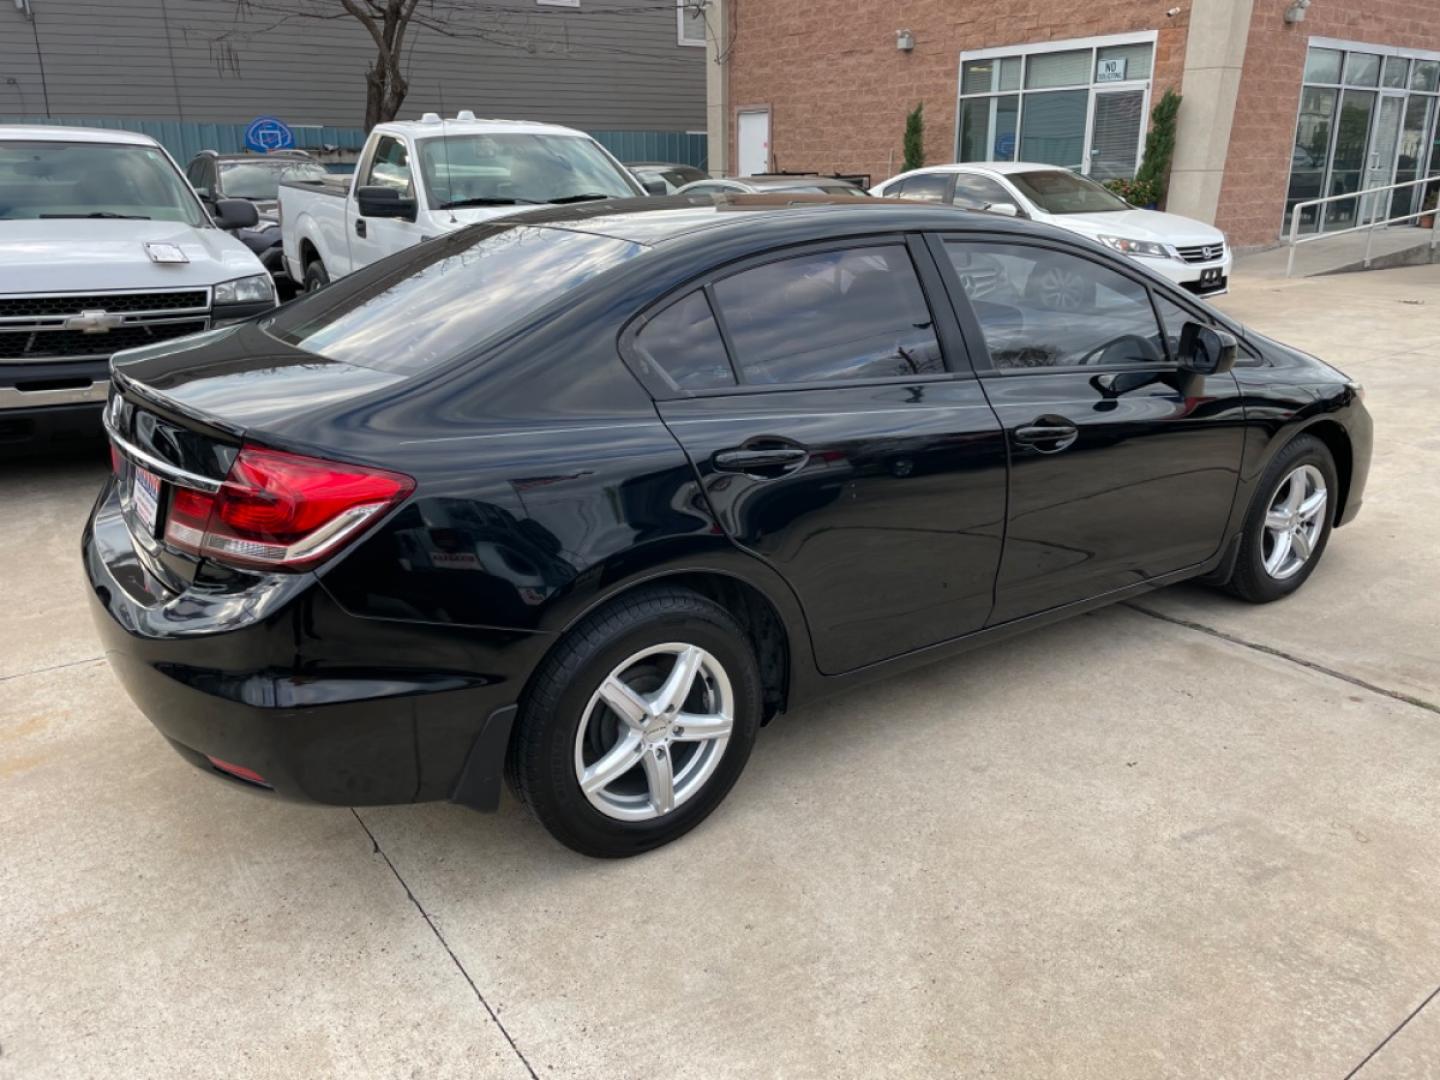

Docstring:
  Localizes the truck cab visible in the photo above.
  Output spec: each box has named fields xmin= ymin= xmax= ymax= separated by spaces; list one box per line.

xmin=279 ymin=113 xmax=651 ymax=291
xmin=0 ymin=126 xmax=276 ymax=446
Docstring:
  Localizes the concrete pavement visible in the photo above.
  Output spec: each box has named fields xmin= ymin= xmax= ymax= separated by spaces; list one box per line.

xmin=2 ymin=265 xmax=1437 ymax=1078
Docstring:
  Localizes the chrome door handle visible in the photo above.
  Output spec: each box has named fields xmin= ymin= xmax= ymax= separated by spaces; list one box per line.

xmin=1014 ymin=418 xmax=1079 ymax=453
xmin=712 ymin=443 xmax=809 ymax=477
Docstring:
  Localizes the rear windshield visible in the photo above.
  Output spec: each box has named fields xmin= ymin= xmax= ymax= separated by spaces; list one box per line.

xmin=262 ymin=224 xmax=643 ymax=374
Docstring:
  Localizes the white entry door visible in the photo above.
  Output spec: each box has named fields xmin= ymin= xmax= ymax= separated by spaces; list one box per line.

xmin=737 ymin=110 xmax=770 ymax=176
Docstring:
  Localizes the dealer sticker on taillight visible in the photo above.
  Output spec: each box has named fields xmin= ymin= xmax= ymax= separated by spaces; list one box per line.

xmin=132 ymin=466 xmax=162 ymax=536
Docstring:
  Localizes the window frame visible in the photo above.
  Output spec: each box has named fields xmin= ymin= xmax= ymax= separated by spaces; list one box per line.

xmin=618 ymin=233 xmax=977 ymax=400
xmin=925 ymin=231 xmax=1258 ymax=376
xmin=676 ymin=0 xmax=706 ymax=47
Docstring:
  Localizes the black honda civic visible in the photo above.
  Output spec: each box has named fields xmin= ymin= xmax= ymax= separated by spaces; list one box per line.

xmin=84 ymin=195 xmax=1372 ymax=857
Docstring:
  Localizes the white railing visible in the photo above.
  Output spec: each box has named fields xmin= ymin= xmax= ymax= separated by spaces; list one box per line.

xmin=1286 ymin=174 xmax=1440 ymax=277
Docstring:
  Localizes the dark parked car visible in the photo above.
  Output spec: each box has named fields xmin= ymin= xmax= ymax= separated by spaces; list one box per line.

xmin=85 ymin=195 xmax=1371 ymax=857
xmin=676 ymin=174 xmax=870 ymax=197
xmin=627 ymin=161 xmax=709 ymax=193
xmin=184 ymin=150 xmax=328 ymax=282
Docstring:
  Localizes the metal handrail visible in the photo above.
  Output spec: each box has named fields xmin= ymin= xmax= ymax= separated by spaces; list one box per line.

xmin=1286 ymin=173 xmax=1440 ymax=276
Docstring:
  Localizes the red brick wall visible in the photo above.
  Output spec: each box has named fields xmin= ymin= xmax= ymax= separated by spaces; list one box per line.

xmin=1216 ymin=0 xmax=1440 ymax=247
xmin=726 ymin=2 xmax=1189 ymax=188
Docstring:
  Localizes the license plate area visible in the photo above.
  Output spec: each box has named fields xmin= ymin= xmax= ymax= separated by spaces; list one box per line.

xmin=132 ymin=465 xmax=163 ymax=537
xmin=1200 ymin=267 xmax=1223 ymax=286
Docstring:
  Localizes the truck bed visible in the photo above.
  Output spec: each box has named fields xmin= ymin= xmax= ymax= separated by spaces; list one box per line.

xmin=280 ymin=175 xmax=351 ymax=200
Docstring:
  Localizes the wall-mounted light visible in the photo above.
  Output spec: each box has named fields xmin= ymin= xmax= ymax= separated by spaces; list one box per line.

xmin=1284 ymin=0 xmax=1310 ymax=24
xmin=896 ymin=29 xmax=915 ymax=52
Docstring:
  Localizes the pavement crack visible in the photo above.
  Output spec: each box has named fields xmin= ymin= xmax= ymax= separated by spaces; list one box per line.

xmin=1342 ymin=982 xmax=1440 ymax=1079
xmin=350 ymin=809 xmax=539 ymax=1080
xmin=1123 ymin=604 xmax=1440 ymax=716
xmin=0 ymin=654 xmax=105 ymax=683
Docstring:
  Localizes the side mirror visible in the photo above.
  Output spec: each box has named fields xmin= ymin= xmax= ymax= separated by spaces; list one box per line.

xmin=641 ymin=176 xmax=670 ymax=196
xmin=356 ymin=185 xmax=418 ymax=222
xmin=1178 ymin=321 xmax=1237 ymax=375
xmin=212 ymin=198 xmax=259 ymax=230
xmin=986 ymin=201 xmax=1022 ymax=218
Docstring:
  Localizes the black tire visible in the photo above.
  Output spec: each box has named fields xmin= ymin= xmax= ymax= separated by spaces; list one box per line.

xmin=1223 ymin=434 xmax=1337 ymax=603
xmin=303 ymin=259 xmax=330 ymax=293
xmin=509 ymin=586 xmax=762 ymax=858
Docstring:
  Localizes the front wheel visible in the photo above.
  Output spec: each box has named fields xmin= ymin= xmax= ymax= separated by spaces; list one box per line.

xmin=303 ymin=259 xmax=330 ymax=293
xmin=509 ymin=587 xmax=762 ymax=857
xmin=1223 ymin=434 xmax=1337 ymax=603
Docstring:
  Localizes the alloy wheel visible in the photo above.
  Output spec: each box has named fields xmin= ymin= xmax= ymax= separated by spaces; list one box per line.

xmin=1262 ymin=463 xmax=1327 ymax=580
xmin=573 ymin=643 xmax=734 ymax=822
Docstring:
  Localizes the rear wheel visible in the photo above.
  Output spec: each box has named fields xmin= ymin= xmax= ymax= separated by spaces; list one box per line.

xmin=1223 ymin=434 xmax=1336 ymax=603
xmin=303 ymin=259 xmax=330 ymax=293
xmin=509 ymin=587 xmax=762 ymax=857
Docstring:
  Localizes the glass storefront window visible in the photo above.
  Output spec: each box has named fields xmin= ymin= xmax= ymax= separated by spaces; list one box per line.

xmin=1025 ymin=49 xmax=1091 ymax=89
xmin=961 ymin=59 xmax=994 ymax=94
xmin=1096 ymin=43 xmax=1153 ymax=82
xmin=998 ymin=57 xmax=1022 ymax=91
xmin=1382 ymin=56 xmax=1410 ymax=88
xmin=1304 ymin=48 xmax=1343 ymax=84
xmin=1343 ymin=52 xmax=1382 ymax=87
xmin=1412 ymin=60 xmax=1440 ymax=94
xmin=1286 ymin=86 xmax=1336 ymax=233
xmin=1019 ymin=90 xmax=1088 ymax=168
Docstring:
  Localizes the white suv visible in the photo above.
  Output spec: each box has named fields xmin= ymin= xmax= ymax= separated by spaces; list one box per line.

xmin=872 ymin=163 xmax=1232 ymax=298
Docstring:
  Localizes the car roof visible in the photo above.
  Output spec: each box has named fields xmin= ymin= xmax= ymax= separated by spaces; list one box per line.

xmin=890 ymin=161 xmax=1067 ymax=178
xmin=739 ymin=175 xmax=858 ymax=188
xmin=497 ymin=193 xmax=1063 ymax=247
xmin=374 ymin=116 xmax=594 ymax=140
xmin=627 ymin=162 xmax=700 ymax=169
xmin=0 ymin=124 xmax=160 ymax=147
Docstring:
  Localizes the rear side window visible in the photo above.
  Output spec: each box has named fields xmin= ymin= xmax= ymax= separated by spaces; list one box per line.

xmin=711 ymin=245 xmax=943 ymax=384
xmin=633 ymin=291 xmax=736 ymax=391
xmin=952 ymin=174 xmax=1012 ymax=210
xmin=945 ymin=241 xmax=1166 ymax=369
xmin=264 ymin=225 xmax=643 ymax=374
xmin=888 ymin=173 xmax=951 ymax=202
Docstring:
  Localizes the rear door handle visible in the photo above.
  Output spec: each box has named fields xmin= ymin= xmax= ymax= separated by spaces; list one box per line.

xmin=355 ymin=218 xmax=367 ymax=238
xmin=712 ymin=444 xmax=809 ymax=476
xmin=1014 ymin=417 xmax=1079 ymax=453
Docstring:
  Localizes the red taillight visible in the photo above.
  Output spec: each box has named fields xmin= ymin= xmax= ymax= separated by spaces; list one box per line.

xmin=163 ymin=444 xmax=413 ymax=571
xmin=109 ymin=441 xmax=123 ymax=475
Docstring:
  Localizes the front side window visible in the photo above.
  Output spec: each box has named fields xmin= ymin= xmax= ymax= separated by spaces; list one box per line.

xmin=416 ymin=133 xmax=637 ymax=208
xmin=0 ymin=141 xmax=207 ymax=224
xmin=945 ymin=241 xmax=1165 ymax=370
xmin=711 ymin=245 xmax=943 ymax=384
xmin=633 ymin=290 xmax=735 ymax=391
xmin=1007 ymin=169 xmax=1130 ymax=214
xmin=364 ymin=136 xmax=413 ymax=194
xmin=952 ymin=173 xmax=1013 ymax=210
xmin=263 ymin=224 xmax=643 ymax=374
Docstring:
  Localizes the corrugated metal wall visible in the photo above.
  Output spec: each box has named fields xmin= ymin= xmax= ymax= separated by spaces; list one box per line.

xmin=0 ymin=116 xmax=708 ymax=169
xmin=0 ymin=0 xmax=706 ymax=135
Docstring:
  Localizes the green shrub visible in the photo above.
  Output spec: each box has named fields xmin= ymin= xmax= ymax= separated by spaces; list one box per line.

xmin=903 ymin=103 xmax=925 ymax=172
xmin=1134 ymin=89 xmax=1182 ymax=206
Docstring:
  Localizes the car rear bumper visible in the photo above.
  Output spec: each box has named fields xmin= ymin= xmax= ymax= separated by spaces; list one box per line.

xmin=83 ymin=479 xmax=542 ymax=809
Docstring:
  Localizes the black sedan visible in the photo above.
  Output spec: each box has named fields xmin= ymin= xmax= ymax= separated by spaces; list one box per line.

xmin=84 ymin=195 xmax=1372 ymax=857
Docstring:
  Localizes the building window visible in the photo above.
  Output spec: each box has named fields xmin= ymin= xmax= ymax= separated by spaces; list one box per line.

xmin=537 ymin=0 xmax=579 ymax=7
xmin=955 ymin=33 xmax=1155 ymax=181
xmin=677 ymin=0 xmax=706 ymax=47
xmin=1285 ymin=39 xmax=1440 ymax=236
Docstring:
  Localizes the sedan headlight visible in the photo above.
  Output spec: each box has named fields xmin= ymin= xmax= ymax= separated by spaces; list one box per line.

xmin=1097 ymin=235 xmax=1173 ymax=259
xmin=212 ymin=273 xmax=277 ymax=325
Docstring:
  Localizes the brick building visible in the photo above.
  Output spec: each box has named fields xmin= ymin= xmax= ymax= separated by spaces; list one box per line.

xmin=702 ymin=0 xmax=1440 ymax=248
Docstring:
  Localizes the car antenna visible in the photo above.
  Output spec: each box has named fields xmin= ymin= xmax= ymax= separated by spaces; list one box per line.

xmin=437 ymin=82 xmax=458 ymax=224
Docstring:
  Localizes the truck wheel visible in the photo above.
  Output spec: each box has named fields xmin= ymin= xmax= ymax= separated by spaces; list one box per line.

xmin=303 ymin=260 xmax=330 ymax=293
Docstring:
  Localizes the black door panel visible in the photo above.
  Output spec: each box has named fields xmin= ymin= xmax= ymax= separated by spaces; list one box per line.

xmin=660 ymin=381 xmax=1007 ymax=674
xmin=982 ymin=371 xmax=1246 ymax=623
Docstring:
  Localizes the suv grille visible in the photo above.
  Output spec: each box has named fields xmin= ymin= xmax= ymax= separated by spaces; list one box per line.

xmin=0 ymin=289 xmax=210 ymax=363
xmin=1175 ymin=243 xmax=1226 ymax=264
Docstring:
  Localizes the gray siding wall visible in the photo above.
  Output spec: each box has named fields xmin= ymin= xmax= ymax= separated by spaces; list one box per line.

xmin=0 ymin=0 xmax=705 ymax=132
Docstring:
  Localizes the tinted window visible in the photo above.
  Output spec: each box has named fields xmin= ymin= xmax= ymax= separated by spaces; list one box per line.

xmin=1152 ymin=293 xmax=1195 ymax=362
xmin=952 ymin=174 xmax=1013 ymax=210
xmin=219 ymin=159 xmax=328 ymax=200
xmin=365 ymin=136 xmax=413 ymax=194
xmin=890 ymin=173 xmax=951 ymax=202
xmin=945 ymin=241 xmax=1165 ymax=369
xmin=263 ymin=224 xmax=643 ymax=374
xmin=633 ymin=291 xmax=736 ymax=391
xmin=712 ymin=245 xmax=943 ymax=384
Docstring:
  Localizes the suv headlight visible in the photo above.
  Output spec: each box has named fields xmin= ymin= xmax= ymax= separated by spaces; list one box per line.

xmin=1097 ymin=235 xmax=1172 ymax=259
xmin=212 ymin=273 xmax=277 ymax=325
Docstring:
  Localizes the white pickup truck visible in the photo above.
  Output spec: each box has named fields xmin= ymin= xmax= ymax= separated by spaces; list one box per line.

xmin=279 ymin=113 xmax=656 ymax=292
xmin=0 ymin=125 xmax=276 ymax=446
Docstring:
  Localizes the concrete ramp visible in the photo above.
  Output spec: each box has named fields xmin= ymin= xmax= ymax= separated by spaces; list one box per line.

xmin=1237 ymin=226 xmax=1438 ymax=279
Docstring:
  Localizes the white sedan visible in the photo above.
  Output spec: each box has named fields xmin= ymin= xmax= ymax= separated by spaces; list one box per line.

xmin=871 ymin=162 xmax=1232 ymax=298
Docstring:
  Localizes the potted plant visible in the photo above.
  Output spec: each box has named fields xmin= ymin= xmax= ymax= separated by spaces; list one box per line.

xmin=1420 ymin=186 xmax=1438 ymax=229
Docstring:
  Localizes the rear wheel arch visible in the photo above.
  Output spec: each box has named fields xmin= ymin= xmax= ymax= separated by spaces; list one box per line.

xmin=539 ymin=568 xmax=797 ymax=724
